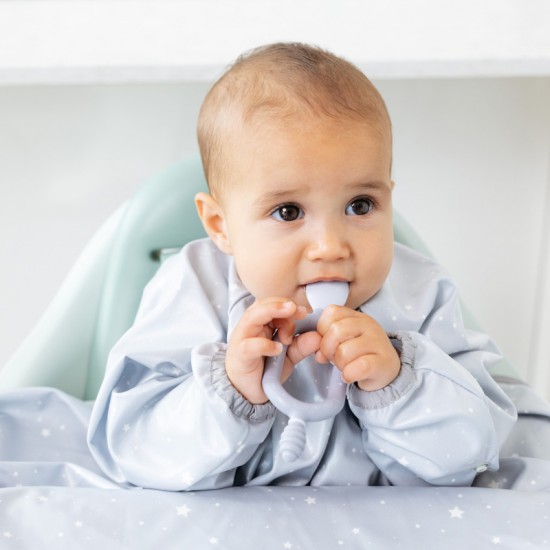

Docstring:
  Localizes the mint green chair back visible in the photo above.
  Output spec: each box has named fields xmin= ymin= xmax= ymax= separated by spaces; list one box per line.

xmin=0 ymin=157 xmax=517 ymax=400
xmin=1 ymin=158 xmax=206 ymax=399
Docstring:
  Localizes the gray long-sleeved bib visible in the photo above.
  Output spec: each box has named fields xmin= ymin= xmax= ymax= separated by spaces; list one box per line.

xmin=88 ymin=239 xmax=516 ymax=490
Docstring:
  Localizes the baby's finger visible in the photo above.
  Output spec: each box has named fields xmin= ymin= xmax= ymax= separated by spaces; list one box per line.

xmin=286 ymin=331 xmax=322 ymax=366
xmin=341 ymin=354 xmax=399 ymax=390
xmin=273 ymin=306 xmax=307 ymax=345
xmin=282 ymin=331 xmax=322 ymax=383
xmin=339 ymin=354 xmax=375 ymax=385
xmin=330 ymin=332 xmax=374 ymax=367
xmin=238 ymin=337 xmax=284 ymax=362
xmin=318 ymin=317 xmax=364 ymax=364
xmin=317 ymin=305 xmax=361 ymax=335
xmin=239 ymin=299 xmax=298 ymax=338
xmin=315 ymin=350 xmax=330 ymax=364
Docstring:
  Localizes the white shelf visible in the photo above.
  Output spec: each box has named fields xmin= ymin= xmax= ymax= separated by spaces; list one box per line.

xmin=1 ymin=0 xmax=550 ymax=85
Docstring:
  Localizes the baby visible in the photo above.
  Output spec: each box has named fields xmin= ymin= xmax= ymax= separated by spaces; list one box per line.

xmin=88 ymin=43 xmax=516 ymax=490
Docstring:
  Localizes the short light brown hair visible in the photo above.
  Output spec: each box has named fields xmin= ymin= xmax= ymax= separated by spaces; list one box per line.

xmin=197 ymin=42 xmax=392 ymax=195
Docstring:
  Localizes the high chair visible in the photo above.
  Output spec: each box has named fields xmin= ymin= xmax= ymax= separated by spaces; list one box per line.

xmin=0 ymin=157 xmax=518 ymax=400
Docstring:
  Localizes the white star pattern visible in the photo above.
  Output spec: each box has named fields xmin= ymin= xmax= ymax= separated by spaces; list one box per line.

xmin=176 ymin=505 xmax=192 ymax=517
xmin=1 ymin=359 xmax=546 ymax=548
xmin=448 ymin=506 xmax=464 ymax=519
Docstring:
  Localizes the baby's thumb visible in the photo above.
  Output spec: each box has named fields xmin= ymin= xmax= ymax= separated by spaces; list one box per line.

xmin=285 ymin=331 xmax=322 ymax=367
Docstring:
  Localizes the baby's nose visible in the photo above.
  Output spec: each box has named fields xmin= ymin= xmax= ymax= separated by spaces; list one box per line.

xmin=306 ymin=223 xmax=350 ymax=262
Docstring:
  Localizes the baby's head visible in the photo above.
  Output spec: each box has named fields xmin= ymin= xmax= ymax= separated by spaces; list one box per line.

xmin=198 ymin=42 xmax=392 ymax=198
xmin=196 ymin=43 xmax=395 ymax=310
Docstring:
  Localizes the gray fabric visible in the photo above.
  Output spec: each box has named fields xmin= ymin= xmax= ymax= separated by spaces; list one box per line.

xmin=87 ymin=239 xmax=517 ymax=490
xmin=0 ymin=381 xmax=548 ymax=548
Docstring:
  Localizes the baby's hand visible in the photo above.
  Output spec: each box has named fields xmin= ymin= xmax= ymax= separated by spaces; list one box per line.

xmin=316 ymin=306 xmax=401 ymax=391
xmin=226 ymin=298 xmax=316 ymax=404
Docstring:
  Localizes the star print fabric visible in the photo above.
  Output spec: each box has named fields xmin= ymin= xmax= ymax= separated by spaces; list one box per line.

xmin=87 ymin=240 xmax=516 ymax=490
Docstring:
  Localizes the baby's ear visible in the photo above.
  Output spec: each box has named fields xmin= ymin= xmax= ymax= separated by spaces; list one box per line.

xmin=195 ymin=192 xmax=233 ymax=255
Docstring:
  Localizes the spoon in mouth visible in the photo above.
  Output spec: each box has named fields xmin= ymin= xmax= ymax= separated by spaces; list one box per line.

xmin=262 ymin=280 xmax=350 ymax=462
xmin=305 ymin=280 xmax=349 ymax=311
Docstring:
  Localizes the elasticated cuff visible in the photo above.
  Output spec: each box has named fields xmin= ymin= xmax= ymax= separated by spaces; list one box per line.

xmin=210 ymin=349 xmax=277 ymax=424
xmin=347 ymin=331 xmax=417 ymax=410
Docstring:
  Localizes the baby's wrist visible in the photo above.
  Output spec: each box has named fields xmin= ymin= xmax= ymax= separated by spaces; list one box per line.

xmin=210 ymin=349 xmax=276 ymax=422
xmin=348 ymin=363 xmax=416 ymax=410
xmin=225 ymin=360 xmax=269 ymax=405
xmin=356 ymin=345 xmax=401 ymax=392
xmin=228 ymin=376 xmax=269 ymax=405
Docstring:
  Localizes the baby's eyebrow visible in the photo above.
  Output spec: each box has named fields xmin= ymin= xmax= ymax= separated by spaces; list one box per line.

xmin=348 ymin=180 xmax=391 ymax=193
xmin=256 ymin=188 xmax=303 ymax=206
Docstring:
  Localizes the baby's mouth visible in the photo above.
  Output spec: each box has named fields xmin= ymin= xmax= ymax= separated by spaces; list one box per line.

xmin=301 ymin=280 xmax=351 ymax=311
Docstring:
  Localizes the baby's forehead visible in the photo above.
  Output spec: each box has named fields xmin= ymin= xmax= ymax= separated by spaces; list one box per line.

xmin=223 ymin=116 xmax=390 ymax=180
xmin=210 ymin=113 xmax=391 ymax=196
xmin=238 ymin=110 xmax=391 ymax=152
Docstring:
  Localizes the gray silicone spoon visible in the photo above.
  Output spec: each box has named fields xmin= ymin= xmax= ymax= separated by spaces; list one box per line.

xmin=262 ymin=281 xmax=349 ymax=462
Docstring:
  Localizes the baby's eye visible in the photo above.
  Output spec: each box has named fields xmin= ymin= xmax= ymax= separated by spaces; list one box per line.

xmin=271 ymin=204 xmax=304 ymax=222
xmin=345 ymin=197 xmax=374 ymax=216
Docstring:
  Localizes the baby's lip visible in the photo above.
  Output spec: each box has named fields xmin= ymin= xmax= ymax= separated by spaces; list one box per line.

xmin=303 ymin=277 xmax=349 ymax=286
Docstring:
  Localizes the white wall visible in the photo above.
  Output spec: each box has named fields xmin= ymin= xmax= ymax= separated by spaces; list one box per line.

xmin=383 ymin=77 xmax=550 ymax=396
xmin=2 ymin=77 xmax=549 ymax=400
xmin=0 ymin=82 xmax=208 ymax=365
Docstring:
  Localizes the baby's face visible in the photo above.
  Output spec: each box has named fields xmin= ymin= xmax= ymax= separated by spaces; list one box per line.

xmin=216 ymin=117 xmax=394 ymax=310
